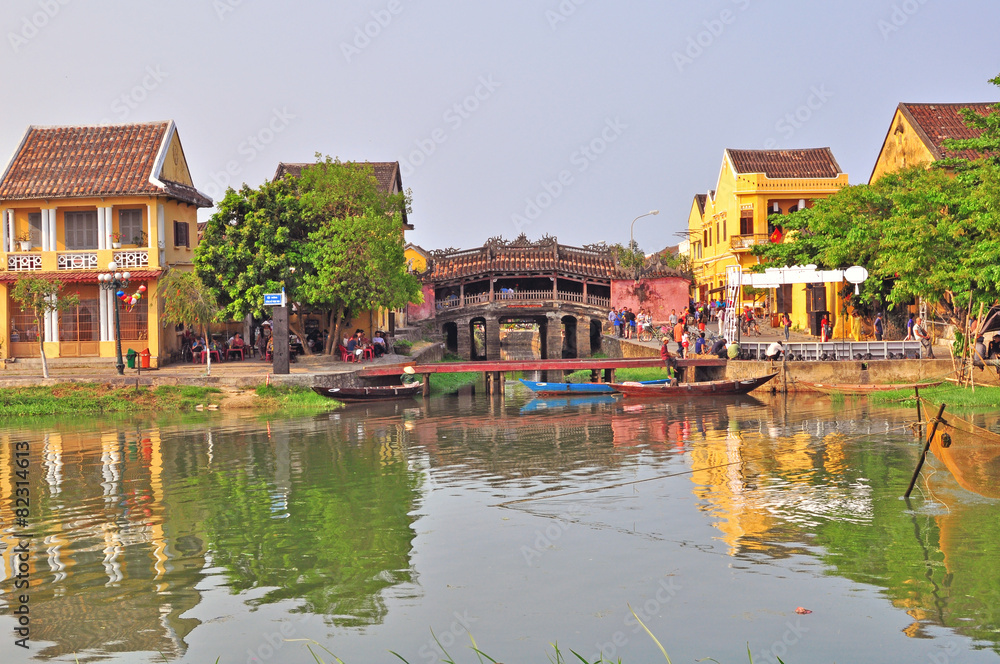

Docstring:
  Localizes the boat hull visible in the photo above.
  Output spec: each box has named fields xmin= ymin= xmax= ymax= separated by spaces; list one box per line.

xmin=611 ymin=373 xmax=778 ymax=397
xmin=311 ymin=384 xmax=422 ymax=402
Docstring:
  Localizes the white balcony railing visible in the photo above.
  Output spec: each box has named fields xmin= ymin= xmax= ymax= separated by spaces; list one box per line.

xmin=8 ymin=254 xmax=42 ymax=271
xmin=112 ymin=250 xmax=149 ymax=270
xmin=57 ymin=252 xmax=98 ymax=270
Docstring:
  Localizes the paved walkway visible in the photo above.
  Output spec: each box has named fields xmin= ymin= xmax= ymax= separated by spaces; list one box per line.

xmin=0 ymin=346 xmax=419 ymax=388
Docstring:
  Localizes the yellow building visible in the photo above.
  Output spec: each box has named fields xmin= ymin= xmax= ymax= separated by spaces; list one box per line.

xmin=0 ymin=121 xmax=212 ymax=366
xmin=870 ymin=102 xmax=993 ymax=183
xmin=687 ymin=148 xmax=849 ymax=335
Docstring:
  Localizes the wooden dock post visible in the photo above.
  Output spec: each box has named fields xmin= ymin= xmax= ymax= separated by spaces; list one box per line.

xmin=904 ymin=402 xmax=946 ymax=498
xmin=422 ymin=373 xmax=430 ymax=397
xmin=914 ymin=385 xmax=922 ymax=438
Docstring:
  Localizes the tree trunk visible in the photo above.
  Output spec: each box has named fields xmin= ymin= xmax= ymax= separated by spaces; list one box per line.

xmin=325 ymin=309 xmax=337 ymax=355
xmin=331 ymin=304 xmax=345 ymax=355
xmin=289 ymin=320 xmax=311 ymax=356
xmin=39 ymin=340 xmax=49 ymax=380
xmin=204 ymin=322 xmax=212 ymax=376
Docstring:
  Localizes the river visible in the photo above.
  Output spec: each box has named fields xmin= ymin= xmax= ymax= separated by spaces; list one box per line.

xmin=1 ymin=386 xmax=999 ymax=664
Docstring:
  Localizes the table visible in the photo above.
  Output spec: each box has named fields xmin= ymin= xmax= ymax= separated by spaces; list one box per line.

xmin=227 ymin=347 xmax=245 ymax=361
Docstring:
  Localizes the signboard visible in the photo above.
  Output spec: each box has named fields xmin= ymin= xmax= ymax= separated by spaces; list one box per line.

xmin=263 ymin=292 xmax=285 ymax=307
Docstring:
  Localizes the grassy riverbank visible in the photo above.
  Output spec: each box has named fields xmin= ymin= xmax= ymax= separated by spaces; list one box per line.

xmin=868 ymin=383 xmax=1000 ymax=408
xmin=0 ymin=383 xmax=339 ymax=418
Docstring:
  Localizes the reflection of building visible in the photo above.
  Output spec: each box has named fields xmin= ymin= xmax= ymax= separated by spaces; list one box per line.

xmin=0 ymin=122 xmax=213 ymax=365
xmin=686 ymin=149 xmax=849 ymax=334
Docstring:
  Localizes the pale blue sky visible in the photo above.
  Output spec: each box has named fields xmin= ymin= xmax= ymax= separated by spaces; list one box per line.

xmin=1 ymin=0 xmax=997 ymax=252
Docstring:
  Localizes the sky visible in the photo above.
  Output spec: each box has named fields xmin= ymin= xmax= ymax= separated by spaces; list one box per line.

xmin=1 ymin=0 xmax=997 ymax=255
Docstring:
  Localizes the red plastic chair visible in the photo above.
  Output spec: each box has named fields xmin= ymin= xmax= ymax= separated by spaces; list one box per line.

xmin=363 ymin=346 xmax=375 ymax=361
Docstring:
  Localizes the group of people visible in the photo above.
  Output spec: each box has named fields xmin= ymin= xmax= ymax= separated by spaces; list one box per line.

xmin=181 ymin=328 xmax=254 ymax=362
xmin=607 ymin=307 xmax=653 ymax=339
xmin=344 ymin=329 xmax=388 ymax=361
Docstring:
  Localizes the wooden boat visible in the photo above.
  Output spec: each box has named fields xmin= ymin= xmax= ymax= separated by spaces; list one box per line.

xmin=311 ymin=383 xmax=422 ymax=402
xmin=519 ymin=378 xmax=672 ymax=396
xmin=799 ymin=380 xmax=942 ymax=394
xmin=611 ymin=373 xmax=778 ymax=397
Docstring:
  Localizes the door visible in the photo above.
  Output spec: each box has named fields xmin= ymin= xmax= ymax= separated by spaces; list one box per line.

xmin=59 ymin=297 xmax=101 ymax=357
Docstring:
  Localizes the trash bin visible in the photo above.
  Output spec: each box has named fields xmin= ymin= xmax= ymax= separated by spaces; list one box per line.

xmin=126 ymin=348 xmax=138 ymax=369
xmin=139 ymin=348 xmax=151 ymax=369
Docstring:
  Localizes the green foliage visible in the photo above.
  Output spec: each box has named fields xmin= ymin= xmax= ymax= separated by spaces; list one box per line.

xmin=158 ymin=268 xmax=223 ymax=335
xmin=11 ymin=275 xmax=80 ymax=378
xmin=0 ymin=384 xmax=222 ymax=417
xmin=195 ymin=156 xmax=422 ymax=349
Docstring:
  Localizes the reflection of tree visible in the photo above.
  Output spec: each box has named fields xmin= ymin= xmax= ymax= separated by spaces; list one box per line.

xmin=200 ymin=431 xmax=419 ymax=626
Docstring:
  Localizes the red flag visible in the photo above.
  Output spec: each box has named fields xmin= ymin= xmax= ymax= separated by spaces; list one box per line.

xmin=769 ymin=227 xmax=783 ymax=244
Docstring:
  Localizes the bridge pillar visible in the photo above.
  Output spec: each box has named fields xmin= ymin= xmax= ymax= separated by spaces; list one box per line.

xmin=576 ymin=315 xmax=592 ymax=359
xmin=455 ymin=317 xmax=472 ymax=360
xmin=486 ymin=317 xmax=502 ymax=361
xmin=544 ymin=313 xmax=562 ymax=360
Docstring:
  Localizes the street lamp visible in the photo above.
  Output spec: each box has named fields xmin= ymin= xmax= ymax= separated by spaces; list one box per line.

xmin=98 ymin=261 xmax=130 ymax=375
xmin=629 ymin=210 xmax=660 ymax=253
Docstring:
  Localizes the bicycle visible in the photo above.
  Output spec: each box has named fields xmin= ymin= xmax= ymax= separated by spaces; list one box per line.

xmin=740 ymin=317 xmax=761 ymax=337
xmin=638 ymin=324 xmax=670 ymax=343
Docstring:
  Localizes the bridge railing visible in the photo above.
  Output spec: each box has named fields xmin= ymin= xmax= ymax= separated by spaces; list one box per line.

xmin=437 ymin=290 xmax=611 ymax=310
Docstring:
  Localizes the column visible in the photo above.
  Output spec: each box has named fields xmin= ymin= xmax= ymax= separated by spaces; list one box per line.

xmin=157 ymin=204 xmax=166 ymax=266
xmin=97 ymin=208 xmax=107 ymax=250
xmin=459 ymin=283 xmax=465 ymax=308
xmin=147 ymin=203 xmax=156 ymax=250
xmin=545 ymin=313 xmax=562 ymax=360
xmin=455 ymin=318 xmax=472 ymax=360
xmin=99 ymin=288 xmax=109 ymax=342
xmin=582 ymin=281 xmax=588 ymax=305
xmin=48 ymin=208 xmax=58 ymax=251
xmin=485 ymin=317 xmax=502 ymax=361
xmin=106 ymin=290 xmax=116 ymax=342
xmin=551 ymin=276 xmax=557 ymax=299
xmin=0 ymin=208 xmax=8 ymax=253
xmin=45 ymin=294 xmax=57 ymax=343
xmin=489 ymin=279 xmax=495 ymax=302
xmin=576 ymin=315 xmax=592 ymax=359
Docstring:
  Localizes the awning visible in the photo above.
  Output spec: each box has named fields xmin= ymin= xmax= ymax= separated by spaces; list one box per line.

xmin=0 ymin=270 xmax=162 ymax=283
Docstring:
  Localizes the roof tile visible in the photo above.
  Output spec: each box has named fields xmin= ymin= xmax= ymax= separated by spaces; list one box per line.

xmin=899 ymin=102 xmax=995 ymax=160
xmin=726 ymin=147 xmax=843 ymax=179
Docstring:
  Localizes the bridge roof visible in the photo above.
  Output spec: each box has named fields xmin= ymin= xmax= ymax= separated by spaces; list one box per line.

xmin=423 ymin=235 xmax=685 ymax=284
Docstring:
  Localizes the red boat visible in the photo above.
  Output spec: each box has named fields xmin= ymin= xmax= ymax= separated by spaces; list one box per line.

xmin=611 ymin=373 xmax=778 ymax=397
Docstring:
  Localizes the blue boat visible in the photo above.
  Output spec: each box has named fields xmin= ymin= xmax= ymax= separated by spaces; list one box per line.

xmin=519 ymin=378 xmax=672 ymax=396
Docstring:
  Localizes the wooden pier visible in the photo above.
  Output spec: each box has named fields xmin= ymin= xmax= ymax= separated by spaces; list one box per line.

xmin=358 ymin=357 xmax=727 ymax=396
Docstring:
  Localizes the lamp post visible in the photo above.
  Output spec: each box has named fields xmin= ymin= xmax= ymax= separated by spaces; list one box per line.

xmin=98 ymin=261 xmax=130 ymax=375
xmin=629 ymin=210 xmax=660 ymax=253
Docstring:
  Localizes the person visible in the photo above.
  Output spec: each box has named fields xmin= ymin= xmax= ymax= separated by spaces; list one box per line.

xmin=694 ymin=332 xmax=706 ymax=355
xmin=874 ymin=314 xmax=884 ymax=341
xmin=668 ymin=309 xmax=678 ymax=326
xmin=257 ymin=328 xmax=269 ymax=360
xmin=673 ymin=319 xmax=684 ymax=354
xmin=973 ymin=335 xmax=987 ymax=370
xmin=660 ymin=339 xmax=678 ymax=386
xmin=625 ymin=308 xmax=636 ymax=339
xmin=913 ymin=317 xmax=934 ymax=358
xmin=989 ymin=334 xmax=1000 ymax=360
xmin=608 ymin=308 xmax=618 ymax=336
xmin=372 ymin=330 xmax=386 ymax=358
xmin=782 ymin=312 xmax=791 ymax=341
xmin=904 ymin=314 xmax=915 ymax=341
xmin=681 ymin=329 xmax=690 ymax=358
xmin=346 ymin=331 xmax=364 ymax=360
xmin=711 ymin=337 xmax=728 ymax=358
xmin=820 ymin=314 xmax=829 ymax=342
xmin=765 ymin=341 xmax=784 ymax=361
xmin=726 ymin=340 xmax=741 ymax=360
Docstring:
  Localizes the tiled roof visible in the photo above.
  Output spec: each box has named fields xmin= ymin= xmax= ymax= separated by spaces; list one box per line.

xmin=274 ymin=161 xmax=401 ymax=194
xmin=694 ymin=193 xmax=707 ymax=215
xmin=898 ymin=102 xmax=995 ymax=160
xmin=0 ymin=122 xmax=212 ymax=207
xmin=0 ymin=269 xmax=162 ymax=283
xmin=424 ymin=237 xmax=685 ymax=283
xmin=726 ymin=148 xmax=843 ymax=179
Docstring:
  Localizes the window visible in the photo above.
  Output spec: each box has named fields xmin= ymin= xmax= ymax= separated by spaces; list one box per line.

xmin=703 ymin=230 xmax=709 ymax=248
xmin=64 ymin=211 xmax=98 ymax=250
xmin=28 ymin=213 xmax=42 ymax=248
xmin=173 ymin=220 xmax=190 ymax=248
xmin=119 ymin=209 xmax=144 ymax=245
xmin=740 ymin=210 xmax=754 ymax=236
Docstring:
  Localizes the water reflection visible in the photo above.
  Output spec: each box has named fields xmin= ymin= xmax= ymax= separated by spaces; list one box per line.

xmin=0 ymin=394 xmax=998 ymax=662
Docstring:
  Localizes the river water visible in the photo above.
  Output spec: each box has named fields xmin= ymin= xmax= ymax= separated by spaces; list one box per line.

xmin=1 ymin=387 xmax=999 ymax=664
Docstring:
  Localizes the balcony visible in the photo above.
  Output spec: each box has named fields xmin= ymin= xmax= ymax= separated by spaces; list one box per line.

xmin=730 ymin=234 xmax=770 ymax=252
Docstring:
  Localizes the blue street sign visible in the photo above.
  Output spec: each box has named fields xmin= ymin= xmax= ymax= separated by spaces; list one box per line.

xmin=263 ymin=293 xmax=284 ymax=306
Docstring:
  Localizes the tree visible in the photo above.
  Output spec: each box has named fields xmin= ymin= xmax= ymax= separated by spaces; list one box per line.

xmin=195 ymin=156 xmax=422 ymax=354
xmin=159 ymin=268 xmax=224 ymax=374
xmin=10 ymin=276 xmax=79 ymax=379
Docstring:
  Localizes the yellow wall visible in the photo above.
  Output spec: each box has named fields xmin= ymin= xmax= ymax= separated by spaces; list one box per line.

xmin=160 ymin=133 xmax=194 ymax=185
xmin=688 ymin=152 xmax=849 ymax=335
xmin=405 ymin=246 xmax=428 ymax=272
xmin=869 ymin=109 xmax=937 ymax=184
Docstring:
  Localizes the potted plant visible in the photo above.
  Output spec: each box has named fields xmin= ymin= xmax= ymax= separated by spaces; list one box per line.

xmin=110 ymin=231 xmax=122 ymax=249
xmin=131 ymin=230 xmax=147 ymax=246
xmin=393 ymin=339 xmax=413 ymax=356
xmin=16 ymin=231 xmax=32 ymax=251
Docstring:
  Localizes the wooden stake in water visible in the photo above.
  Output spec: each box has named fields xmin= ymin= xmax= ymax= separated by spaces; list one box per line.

xmin=904 ymin=402 xmax=947 ymax=498
xmin=914 ymin=385 xmax=922 ymax=438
